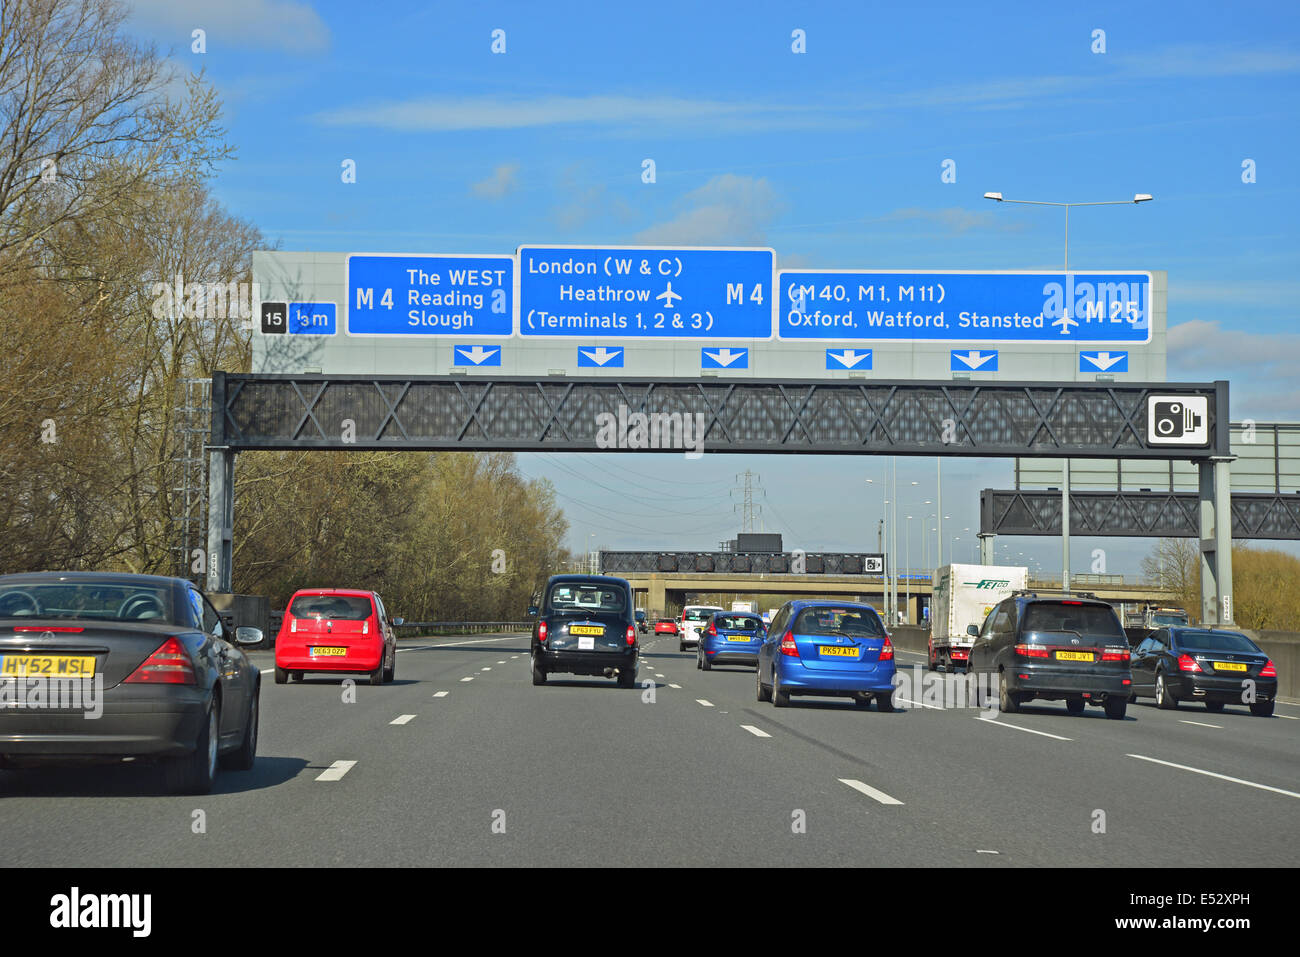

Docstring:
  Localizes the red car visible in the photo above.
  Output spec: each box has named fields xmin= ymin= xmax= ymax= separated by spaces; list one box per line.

xmin=274 ymin=589 xmax=400 ymax=686
xmin=654 ymin=618 xmax=679 ymax=635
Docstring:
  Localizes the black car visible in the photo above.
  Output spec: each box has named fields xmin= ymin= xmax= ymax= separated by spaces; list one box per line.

xmin=0 ymin=572 xmax=261 ymax=793
xmin=529 ymin=575 xmax=639 ymax=688
xmin=1131 ymin=627 xmax=1277 ymax=716
xmin=635 ymin=609 xmax=648 ymax=634
xmin=968 ymin=591 xmax=1132 ymax=719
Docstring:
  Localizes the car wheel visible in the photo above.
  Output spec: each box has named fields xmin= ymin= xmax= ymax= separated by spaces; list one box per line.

xmin=970 ymin=669 xmax=984 ymax=707
xmin=1204 ymin=700 xmax=1224 ymax=713
xmin=926 ymin=646 xmax=936 ymax=672
xmin=1155 ymin=672 xmax=1177 ymax=709
xmin=853 ymin=692 xmax=872 ymax=708
xmin=368 ymin=660 xmax=384 ymax=686
xmin=1065 ymin=695 xmax=1085 ymax=715
xmin=291 ymin=671 xmax=303 ymax=682
xmin=164 ymin=699 xmax=219 ymax=795
xmin=756 ymin=666 xmax=772 ymax=702
xmin=531 ymin=652 xmax=547 ymax=686
xmin=998 ymin=672 xmax=1019 ymax=714
xmin=1250 ymin=700 xmax=1275 ymax=717
xmin=679 ymin=642 xmax=686 ymax=652
xmin=773 ymin=669 xmax=791 ymax=708
xmin=700 ymin=651 xmax=711 ymax=672
xmin=274 ymin=667 xmax=287 ymax=685
xmin=220 ymin=687 xmax=258 ymax=771
xmin=1104 ymin=696 xmax=1127 ymax=720
xmin=876 ymin=692 xmax=896 ymax=713
xmin=618 ymin=665 xmax=636 ymax=689
xmin=383 ymin=647 xmax=395 ymax=683
xmin=1128 ymin=693 xmax=1137 ymax=703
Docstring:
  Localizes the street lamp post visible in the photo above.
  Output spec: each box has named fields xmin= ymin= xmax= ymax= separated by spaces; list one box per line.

xmin=984 ymin=190 xmax=1153 ymax=594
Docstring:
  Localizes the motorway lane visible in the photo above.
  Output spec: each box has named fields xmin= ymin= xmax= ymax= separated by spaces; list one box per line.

xmin=0 ymin=634 xmax=1295 ymax=866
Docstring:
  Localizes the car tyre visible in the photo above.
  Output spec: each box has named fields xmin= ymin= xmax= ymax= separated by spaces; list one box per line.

xmin=1104 ymin=696 xmax=1127 ymax=720
xmin=368 ymin=660 xmax=384 ymax=686
xmin=291 ymin=671 xmax=303 ymax=682
xmin=876 ymin=692 xmax=896 ymax=713
xmin=772 ymin=669 xmax=791 ymax=708
xmin=1250 ymin=700 xmax=1275 ymax=717
xmin=531 ymin=652 xmax=547 ymax=686
xmin=618 ymin=664 xmax=636 ymax=689
xmin=274 ymin=666 xmax=287 ymax=685
xmin=1204 ymin=700 xmax=1224 ymax=713
xmin=1155 ymin=671 xmax=1177 ymax=709
xmin=679 ymin=642 xmax=686 ymax=652
xmin=220 ymin=686 xmax=258 ymax=771
xmin=383 ymin=647 xmax=395 ymax=683
xmin=998 ymin=672 xmax=1019 ymax=714
xmin=756 ymin=666 xmax=772 ymax=702
xmin=164 ymin=699 xmax=219 ymax=795
xmin=1065 ymin=695 xmax=1085 ymax=716
xmin=853 ymin=692 xmax=872 ymax=708
xmin=700 ymin=650 xmax=711 ymax=672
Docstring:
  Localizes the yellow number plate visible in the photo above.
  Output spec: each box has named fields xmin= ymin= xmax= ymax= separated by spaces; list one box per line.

xmin=569 ymin=626 xmax=604 ymax=636
xmin=310 ymin=646 xmax=347 ymax=656
xmin=726 ymin=636 xmax=752 ymax=642
xmin=1213 ymin=661 xmax=1248 ymax=672
xmin=0 ymin=655 xmax=96 ymax=677
xmin=819 ymin=646 xmax=858 ymax=658
xmin=1055 ymin=651 xmax=1094 ymax=662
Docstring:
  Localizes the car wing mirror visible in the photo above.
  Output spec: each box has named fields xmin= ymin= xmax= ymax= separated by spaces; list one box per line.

xmin=234 ymin=626 xmax=262 ymax=646
xmin=527 ymin=606 xmax=539 ymax=617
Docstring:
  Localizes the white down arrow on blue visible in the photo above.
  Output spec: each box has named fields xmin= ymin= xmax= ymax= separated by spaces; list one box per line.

xmin=453 ymin=344 xmax=501 ymax=366
xmin=1080 ymin=350 xmax=1128 ymax=372
xmin=950 ymin=349 xmax=997 ymax=371
xmin=701 ymin=347 xmax=748 ymax=369
xmin=826 ymin=348 xmax=872 ymax=370
xmin=577 ymin=346 xmax=624 ymax=368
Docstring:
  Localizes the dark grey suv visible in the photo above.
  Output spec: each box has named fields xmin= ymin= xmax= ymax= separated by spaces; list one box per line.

xmin=529 ymin=575 xmax=639 ymax=688
xmin=968 ymin=592 xmax=1133 ymax=719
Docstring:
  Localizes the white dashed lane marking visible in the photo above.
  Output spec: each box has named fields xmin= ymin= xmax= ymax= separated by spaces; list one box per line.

xmin=432 ymin=691 xmax=449 ymax=698
xmin=316 ymin=760 xmax=356 ymax=782
xmin=696 ymin=699 xmax=714 ymax=708
xmin=390 ymin=714 xmax=416 ymax=725
xmin=460 ymin=676 xmax=475 ymax=682
xmin=838 ymin=778 xmax=904 ymax=806
xmin=740 ymin=725 xmax=771 ymax=738
xmin=974 ymin=717 xmax=1071 ymax=741
xmin=1179 ymin=719 xmax=1222 ymax=729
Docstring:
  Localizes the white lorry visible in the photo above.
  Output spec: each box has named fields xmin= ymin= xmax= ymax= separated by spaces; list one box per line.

xmin=928 ymin=564 xmax=1028 ymax=672
xmin=730 ymin=600 xmax=757 ymax=614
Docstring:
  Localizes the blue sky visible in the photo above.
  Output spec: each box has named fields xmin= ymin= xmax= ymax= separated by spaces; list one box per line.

xmin=127 ymin=0 xmax=1300 ymax=576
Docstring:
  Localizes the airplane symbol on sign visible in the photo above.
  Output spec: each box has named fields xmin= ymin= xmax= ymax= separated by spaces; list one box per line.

xmin=1053 ymin=313 xmax=1079 ymax=334
xmin=656 ymin=282 xmax=683 ymax=308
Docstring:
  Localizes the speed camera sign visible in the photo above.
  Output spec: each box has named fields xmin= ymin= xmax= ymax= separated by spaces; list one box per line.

xmin=1147 ymin=395 xmax=1210 ymax=446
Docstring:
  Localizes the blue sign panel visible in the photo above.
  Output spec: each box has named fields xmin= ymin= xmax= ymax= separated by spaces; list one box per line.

xmin=1080 ymin=350 xmax=1129 ymax=373
xmin=453 ymin=344 xmax=502 ymax=366
xmin=577 ymin=346 xmax=624 ymax=368
xmin=825 ymin=348 xmax=872 ymax=370
xmin=287 ymin=302 xmax=336 ymax=335
xmin=701 ymin=346 xmax=749 ymax=369
xmin=951 ymin=349 xmax=998 ymax=372
xmin=347 ymin=254 xmax=513 ymax=336
xmin=779 ymin=271 xmax=1152 ymax=343
xmin=519 ymin=246 xmax=774 ymax=339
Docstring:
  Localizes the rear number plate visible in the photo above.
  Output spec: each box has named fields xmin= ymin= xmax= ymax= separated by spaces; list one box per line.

xmin=726 ymin=636 xmax=751 ymax=642
xmin=1213 ymin=661 xmax=1248 ymax=672
xmin=1055 ymin=651 xmax=1093 ymax=662
xmin=311 ymin=646 xmax=346 ymax=656
xmin=819 ymin=646 xmax=858 ymax=658
xmin=569 ymin=626 xmax=603 ymax=636
xmin=0 ymin=655 xmax=96 ymax=677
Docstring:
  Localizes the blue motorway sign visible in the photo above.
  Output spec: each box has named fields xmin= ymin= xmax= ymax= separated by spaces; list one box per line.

xmin=288 ymin=302 xmax=336 ymax=335
xmin=453 ymin=344 xmax=502 ymax=366
xmin=1080 ymin=350 xmax=1129 ymax=373
xmin=577 ymin=346 xmax=624 ymax=368
xmin=519 ymin=246 xmax=774 ymax=339
xmin=347 ymin=254 xmax=513 ymax=336
xmin=779 ymin=271 xmax=1152 ymax=343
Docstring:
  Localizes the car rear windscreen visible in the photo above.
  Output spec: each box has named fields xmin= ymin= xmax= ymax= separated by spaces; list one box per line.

xmin=716 ymin=615 xmax=761 ymax=631
xmin=0 ymin=581 xmax=175 ymax=624
xmin=1175 ymin=631 xmax=1260 ymax=653
xmin=546 ymin=583 xmax=626 ymax=613
xmin=792 ymin=607 xmax=884 ymax=637
xmin=683 ymin=607 xmax=719 ymax=621
xmin=290 ymin=594 xmax=374 ymax=620
xmin=1022 ymin=603 xmax=1123 ymax=638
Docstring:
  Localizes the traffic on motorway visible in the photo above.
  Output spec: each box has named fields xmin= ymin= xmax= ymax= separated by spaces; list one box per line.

xmin=0 ymin=569 xmax=1283 ymax=799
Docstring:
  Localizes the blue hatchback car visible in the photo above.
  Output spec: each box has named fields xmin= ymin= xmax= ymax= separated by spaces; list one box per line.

xmin=697 ymin=611 xmax=765 ymax=670
xmin=756 ymin=600 xmax=896 ymax=710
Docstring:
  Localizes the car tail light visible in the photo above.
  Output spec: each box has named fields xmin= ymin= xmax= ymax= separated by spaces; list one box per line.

xmin=124 ymin=637 xmax=196 ymax=685
xmin=780 ymin=630 xmax=798 ymax=657
xmin=363 ymin=619 xmax=369 ymax=634
xmin=626 ymin=626 xmax=636 ymax=645
xmin=538 ymin=621 xmax=547 ymax=642
xmin=1101 ymin=646 xmax=1130 ymax=662
xmin=1260 ymin=660 xmax=1276 ymax=677
xmin=1014 ymin=643 xmax=1049 ymax=659
xmin=290 ymin=617 xmax=298 ymax=633
xmin=879 ymin=636 xmax=894 ymax=661
xmin=708 ymin=622 xmax=717 ymax=636
xmin=1177 ymin=653 xmax=1202 ymax=673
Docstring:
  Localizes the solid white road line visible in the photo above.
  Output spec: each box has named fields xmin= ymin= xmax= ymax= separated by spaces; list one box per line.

xmin=316 ymin=760 xmax=356 ymax=782
xmin=1127 ymin=754 xmax=1300 ymax=800
xmin=974 ymin=716 xmax=1072 ymax=741
xmin=432 ymin=691 xmax=449 ymax=698
xmin=1179 ymin=719 xmax=1222 ymax=729
xmin=390 ymin=714 xmax=416 ymax=725
xmin=740 ymin=725 xmax=771 ymax=738
xmin=460 ymin=676 xmax=475 ymax=682
xmin=430 ymin=635 xmax=523 ymax=648
xmin=696 ymin=699 xmax=714 ymax=707
xmin=838 ymin=778 xmax=904 ymax=806
xmin=896 ymin=696 xmax=945 ymax=710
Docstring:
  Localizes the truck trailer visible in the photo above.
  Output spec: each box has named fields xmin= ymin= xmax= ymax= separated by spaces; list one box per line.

xmin=928 ymin=564 xmax=1029 ymax=672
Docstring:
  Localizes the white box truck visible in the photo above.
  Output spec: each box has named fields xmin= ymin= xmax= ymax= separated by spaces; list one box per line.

xmin=730 ymin=600 xmax=757 ymax=614
xmin=928 ymin=564 xmax=1028 ymax=672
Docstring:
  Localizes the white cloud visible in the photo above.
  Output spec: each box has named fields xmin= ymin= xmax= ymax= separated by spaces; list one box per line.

xmin=632 ymin=174 xmax=782 ymax=247
xmin=1167 ymin=319 xmax=1300 ymax=419
xmin=129 ymin=0 xmax=329 ymax=53
xmin=470 ymin=163 xmax=520 ymax=200
xmin=874 ymin=206 xmax=1022 ymax=235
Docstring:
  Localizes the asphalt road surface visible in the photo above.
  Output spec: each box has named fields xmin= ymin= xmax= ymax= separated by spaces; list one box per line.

xmin=2 ymin=636 xmax=1296 ymax=867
